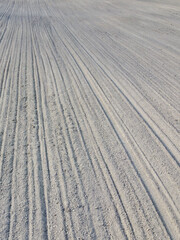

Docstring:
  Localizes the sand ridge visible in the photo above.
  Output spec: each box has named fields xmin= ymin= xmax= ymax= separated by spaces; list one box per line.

xmin=0 ymin=0 xmax=180 ymax=239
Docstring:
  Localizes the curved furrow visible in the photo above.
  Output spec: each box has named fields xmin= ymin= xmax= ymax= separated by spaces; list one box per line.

xmin=47 ymin=23 xmax=179 ymax=237
xmin=32 ymin=41 xmax=51 ymax=240
xmin=32 ymin=22 xmax=93 ymax=239
xmin=57 ymin=22 xmax=180 ymax=146
xmin=33 ymin=31 xmax=80 ymax=240
xmin=65 ymin=59 xmax=175 ymax=239
xmin=102 ymin=9 xmax=180 ymax=58
xmin=0 ymin=21 xmax=16 ymax=105
xmin=42 ymin=24 xmax=138 ymax=239
xmin=41 ymin=22 xmax=174 ymax=238
xmin=63 ymin=52 xmax=172 ymax=239
xmin=67 ymin=63 xmax=157 ymax=240
xmin=60 ymin=17 xmax=179 ymax=135
xmin=67 ymin=52 xmax=180 ymax=218
xmin=8 ymin=17 xmax=29 ymax=240
xmin=87 ymin=32 xmax=180 ymax=112
xmin=82 ymin=31 xmax=180 ymax=128
xmin=62 ymin=25 xmax=180 ymax=166
xmin=38 ymin=30 xmax=101 ymax=239
xmin=62 ymin=28 xmax=180 ymax=195
xmin=52 ymin=22 xmax=180 ymax=169
xmin=0 ymin=0 xmax=180 ymax=239
xmin=0 ymin=2 xmax=15 ymax=44
xmin=39 ymin=21 xmax=127 ymax=239
xmin=0 ymin=23 xmax=23 ymax=239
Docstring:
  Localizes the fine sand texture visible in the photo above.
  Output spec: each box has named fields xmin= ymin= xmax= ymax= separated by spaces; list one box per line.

xmin=0 ymin=0 xmax=180 ymax=239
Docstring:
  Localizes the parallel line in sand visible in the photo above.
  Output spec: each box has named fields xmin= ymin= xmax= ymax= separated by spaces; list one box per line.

xmin=49 ymin=23 xmax=175 ymax=238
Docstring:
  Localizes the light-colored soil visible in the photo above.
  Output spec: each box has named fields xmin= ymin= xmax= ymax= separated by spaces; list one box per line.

xmin=0 ymin=0 xmax=180 ymax=239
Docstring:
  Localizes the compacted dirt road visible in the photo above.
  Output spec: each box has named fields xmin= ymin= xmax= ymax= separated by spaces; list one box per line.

xmin=0 ymin=0 xmax=180 ymax=239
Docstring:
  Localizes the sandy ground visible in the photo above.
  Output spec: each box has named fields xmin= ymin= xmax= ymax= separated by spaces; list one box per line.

xmin=0 ymin=0 xmax=180 ymax=239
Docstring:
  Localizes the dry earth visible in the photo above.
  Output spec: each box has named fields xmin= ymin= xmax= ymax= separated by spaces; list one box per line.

xmin=0 ymin=0 xmax=180 ymax=239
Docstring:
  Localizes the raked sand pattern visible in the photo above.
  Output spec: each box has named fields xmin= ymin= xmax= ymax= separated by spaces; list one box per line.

xmin=0 ymin=0 xmax=180 ymax=239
